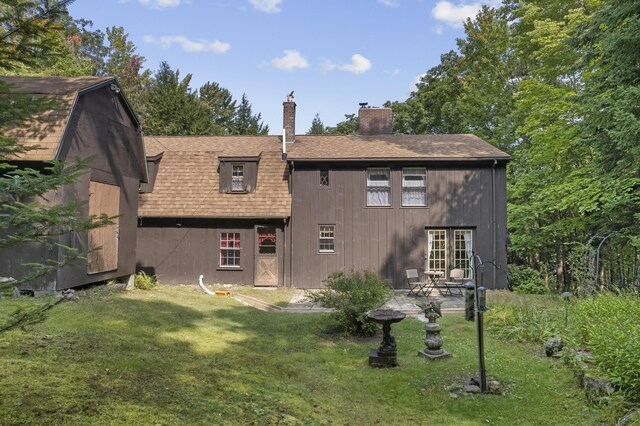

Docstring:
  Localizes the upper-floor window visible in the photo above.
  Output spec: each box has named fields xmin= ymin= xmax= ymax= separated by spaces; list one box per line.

xmin=402 ymin=168 xmax=427 ymax=206
xmin=319 ymin=169 xmax=329 ymax=187
xmin=367 ymin=168 xmax=391 ymax=206
xmin=231 ymin=165 xmax=244 ymax=192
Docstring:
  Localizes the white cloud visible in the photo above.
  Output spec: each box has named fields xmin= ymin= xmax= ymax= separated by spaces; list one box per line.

xmin=271 ymin=50 xmax=309 ymax=71
xmin=338 ymin=54 xmax=372 ymax=74
xmin=378 ymin=0 xmax=399 ymax=7
xmin=137 ymin=0 xmax=186 ymax=9
xmin=431 ymin=1 xmax=501 ymax=28
xmin=250 ymin=0 xmax=283 ymax=13
xmin=143 ymin=35 xmax=230 ymax=53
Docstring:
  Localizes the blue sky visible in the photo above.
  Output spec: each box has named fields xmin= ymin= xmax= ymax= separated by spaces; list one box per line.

xmin=68 ymin=0 xmax=499 ymax=134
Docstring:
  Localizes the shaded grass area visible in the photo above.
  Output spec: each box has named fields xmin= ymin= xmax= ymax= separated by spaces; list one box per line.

xmin=0 ymin=286 xmax=602 ymax=425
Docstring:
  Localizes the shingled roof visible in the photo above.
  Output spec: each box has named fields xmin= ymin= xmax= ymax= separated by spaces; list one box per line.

xmin=1 ymin=76 xmax=113 ymax=161
xmin=138 ymin=136 xmax=291 ymax=219
xmin=286 ymin=134 xmax=510 ymax=161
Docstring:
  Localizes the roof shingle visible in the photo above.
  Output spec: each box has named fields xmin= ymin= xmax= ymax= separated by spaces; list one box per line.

xmin=1 ymin=76 xmax=111 ymax=161
xmin=138 ymin=136 xmax=291 ymax=219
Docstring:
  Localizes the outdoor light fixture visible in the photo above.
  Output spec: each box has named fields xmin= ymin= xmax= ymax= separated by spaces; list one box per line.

xmin=109 ymin=83 xmax=121 ymax=94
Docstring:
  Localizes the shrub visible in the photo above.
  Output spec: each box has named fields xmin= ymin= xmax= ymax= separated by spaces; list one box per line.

xmin=508 ymin=264 xmax=548 ymax=294
xmin=306 ymin=270 xmax=392 ymax=336
xmin=571 ymin=294 xmax=640 ymax=402
xmin=134 ymin=271 xmax=158 ymax=290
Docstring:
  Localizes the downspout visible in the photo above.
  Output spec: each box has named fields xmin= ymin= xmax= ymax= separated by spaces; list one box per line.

xmin=289 ymin=161 xmax=295 ymax=287
xmin=491 ymin=159 xmax=497 ymax=289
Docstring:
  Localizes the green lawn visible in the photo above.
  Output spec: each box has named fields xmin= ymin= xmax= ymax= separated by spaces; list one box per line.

xmin=0 ymin=286 xmax=602 ymax=425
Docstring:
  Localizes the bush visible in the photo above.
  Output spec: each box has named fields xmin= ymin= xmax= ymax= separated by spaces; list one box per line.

xmin=134 ymin=271 xmax=158 ymax=290
xmin=306 ymin=270 xmax=392 ymax=336
xmin=571 ymin=294 xmax=640 ymax=402
xmin=508 ymin=264 xmax=548 ymax=294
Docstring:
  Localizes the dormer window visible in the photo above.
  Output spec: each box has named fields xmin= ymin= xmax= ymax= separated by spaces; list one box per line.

xmin=219 ymin=155 xmax=260 ymax=194
xmin=232 ymin=164 xmax=244 ymax=192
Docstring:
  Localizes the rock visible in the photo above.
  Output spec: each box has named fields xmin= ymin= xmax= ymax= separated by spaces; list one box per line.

xmin=545 ymin=336 xmax=564 ymax=357
xmin=583 ymin=374 xmax=615 ymax=404
xmin=12 ymin=287 xmax=20 ymax=298
xmin=449 ymin=392 xmax=459 ymax=399
xmin=618 ymin=409 xmax=640 ymax=426
xmin=61 ymin=289 xmax=76 ymax=301
xmin=463 ymin=384 xmax=482 ymax=394
xmin=487 ymin=380 xmax=502 ymax=394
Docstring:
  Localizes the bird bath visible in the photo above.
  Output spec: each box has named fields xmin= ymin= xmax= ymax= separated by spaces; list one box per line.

xmin=367 ymin=309 xmax=406 ymax=367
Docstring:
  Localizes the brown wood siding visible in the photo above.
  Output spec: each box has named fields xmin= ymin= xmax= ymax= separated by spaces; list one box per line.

xmin=54 ymin=88 xmax=144 ymax=290
xmin=290 ymin=163 xmax=508 ymax=289
xmin=87 ymin=181 xmax=120 ymax=273
xmin=136 ymin=218 xmax=285 ymax=285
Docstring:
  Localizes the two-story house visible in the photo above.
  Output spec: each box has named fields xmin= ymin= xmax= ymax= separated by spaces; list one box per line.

xmin=136 ymin=98 xmax=510 ymax=289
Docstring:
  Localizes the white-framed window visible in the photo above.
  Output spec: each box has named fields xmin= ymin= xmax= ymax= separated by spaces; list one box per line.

xmin=366 ymin=168 xmax=391 ymax=206
xmin=454 ymin=230 xmax=473 ymax=279
xmin=231 ymin=164 xmax=244 ymax=192
xmin=427 ymin=228 xmax=475 ymax=279
xmin=402 ymin=168 xmax=427 ymax=206
xmin=427 ymin=230 xmax=447 ymax=274
xmin=319 ymin=225 xmax=335 ymax=253
xmin=220 ymin=232 xmax=241 ymax=267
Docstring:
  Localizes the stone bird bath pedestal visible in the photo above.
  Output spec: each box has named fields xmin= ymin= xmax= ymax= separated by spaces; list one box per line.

xmin=367 ymin=309 xmax=406 ymax=367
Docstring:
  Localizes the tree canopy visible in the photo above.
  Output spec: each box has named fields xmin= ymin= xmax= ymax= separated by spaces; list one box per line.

xmin=385 ymin=0 xmax=639 ymax=291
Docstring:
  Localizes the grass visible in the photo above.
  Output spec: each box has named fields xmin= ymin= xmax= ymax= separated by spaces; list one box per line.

xmin=0 ymin=285 xmax=602 ymax=425
xmin=230 ymin=286 xmax=297 ymax=307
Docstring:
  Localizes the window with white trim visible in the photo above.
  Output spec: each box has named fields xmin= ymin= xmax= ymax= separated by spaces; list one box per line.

xmin=231 ymin=165 xmax=244 ymax=192
xmin=402 ymin=168 xmax=427 ymax=206
xmin=426 ymin=229 xmax=475 ymax=279
xmin=454 ymin=230 xmax=473 ymax=279
xmin=220 ymin=232 xmax=241 ymax=267
xmin=319 ymin=225 xmax=335 ymax=253
xmin=427 ymin=230 xmax=447 ymax=274
xmin=366 ymin=168 xmax=391 ymax=206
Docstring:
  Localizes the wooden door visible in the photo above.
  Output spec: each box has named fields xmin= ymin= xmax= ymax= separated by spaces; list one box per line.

xmin=254 ymin=226 xmax=278 ymax=286
xmin=87 ymin=181 xmax=120 ymax=274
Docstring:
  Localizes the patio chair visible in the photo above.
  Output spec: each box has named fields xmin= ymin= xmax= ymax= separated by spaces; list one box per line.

xmin=406 ymin=269 xmax=429 ymax=297
xmin=439 ymin=268 xmax=465 ymax=296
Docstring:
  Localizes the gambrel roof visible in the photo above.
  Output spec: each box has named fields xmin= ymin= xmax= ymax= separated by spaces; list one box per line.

xmin=139 ymin=136 xmax=291 ymax=219
xmin=1 ymin=76 xmax=116 ymax=161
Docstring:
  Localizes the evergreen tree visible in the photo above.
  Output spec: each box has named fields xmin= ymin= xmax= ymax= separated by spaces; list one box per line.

xmin=142 ymin=61 xmax=211 ymax=135
xmin=306 ymin=113 xmax=327 ymax=135
xmin=199 ymin=81 xmax=237 ymax=135
xmin=230 ymin=93 xmax=269 ymax=135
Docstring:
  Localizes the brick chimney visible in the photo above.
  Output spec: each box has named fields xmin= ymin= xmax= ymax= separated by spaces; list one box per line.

xmin=358 ymin=106 xmax=392 ymax=135
xmin=283 ymin=93 xmax=296 ymax=143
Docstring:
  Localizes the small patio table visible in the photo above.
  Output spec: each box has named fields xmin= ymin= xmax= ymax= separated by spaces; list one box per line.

xmin=423 ymin=271 xmax=444 ymax=297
